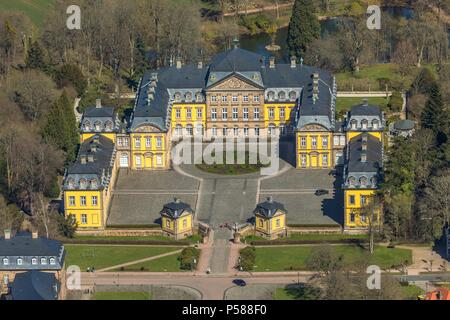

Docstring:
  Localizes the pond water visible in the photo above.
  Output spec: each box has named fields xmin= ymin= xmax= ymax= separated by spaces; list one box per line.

xmin=239 ymin=6 xmax=443 ymax=62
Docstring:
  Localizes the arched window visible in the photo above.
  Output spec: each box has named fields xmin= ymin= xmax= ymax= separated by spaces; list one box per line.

xmin=195 ymin=92 xmax=202 ymax=102
xmin=267 ymin=91 xmax=275 ymax=101
xmin=196 ymin=124 xmax=203 ymax=136
xmin=372 ymin=119 xmax=379 ymax=129
xmin=83 ymin=121 xmax=91 ymax=131
xmin=371 ymin=177 xmax=377 ymax=186
xmin=17 ymin=258 xmax=23 ymax=265
xmin=40 ymin=258 xmax=47 ymax=265
xmin=361 ymin=119 xmax=368 ymax=130
xmin=2 ymin=258 xmax=9 ymax=266
xmin=79 ymin=178 xmax=88 ymax=189
xmin=104 ymin=120 xmax=113 ymax=131
xmin=185 ymin=92 xmax=192 ymax=101
xmin=268 ymin=124 xmax=276 ymax=136
xmin=174 ymin=92 xmax=181 ymax=102
xmin=175 ymin=125 xmax=183 ymax=136
xmin=359 ymin=176 xmax=368 ymax=186
xmin=31 ymin=258 xmax=37 ymax=265
xmin=67 ymin=178 xmax=75 ymax=189
xmin=278 ymin=91 xmax=286 ymax=100
xmin=348 ymin=176 xmax=356 ymax=186
xmin=119 ymin=153 xmax=129 ymax=168
xmin=186 ymin=125 xmax=193 ymax=136
xmin=289 ymin=91 xmax=297 ymax=101
xmin=90 ymin=179 xmax=98 ymax=189
xmin=50 ymin=258 xmax=56 ymax=265
xmin=350 ymin=119 xmax=357 ymax=130
xmin=94 ymin=121 xmax=102 ymax=132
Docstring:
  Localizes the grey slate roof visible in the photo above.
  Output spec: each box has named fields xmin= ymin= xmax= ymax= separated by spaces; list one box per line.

xmin=210 ymin=48 xmax=264 ymax=72
xmin=64 ymin=135 xmax=115 ymax=190
xmin=160 ymin=199 xmax=193 ymax=219
xmin=0 ymin=232 xmax=65 ymax=271
xmin=254 ymin=198 xmax=287 ymax=218
xmin=84 ymin=106 xmax=115 ymax=118
xmin=347 ymin=133 xmax=382 ymax=173
xmin=349 ymin=104 xmax=382 ymax=116
xmin=10 ymin=271 xmax=59 ymax=300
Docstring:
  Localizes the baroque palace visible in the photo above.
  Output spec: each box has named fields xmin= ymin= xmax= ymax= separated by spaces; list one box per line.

xmin=63 ymin=45 xmax=384 ymax=233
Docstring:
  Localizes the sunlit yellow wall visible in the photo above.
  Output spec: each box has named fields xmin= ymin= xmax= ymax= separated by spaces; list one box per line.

xmin=80 ymin=133 xmax=116 ymax=143
xmin=177 ymin=214 xmax=193 ymax=233
xmin=255 ymin=213 xmax=286 ymax=235
xmin=130 ymin=133 xmax=168 ymax=170
xmin=344 ymin=189 xmax=379 ymax=228
xmin=255 ymin=215 xmax=269 ymax=234
xmin=270 ymin=213 xmax=286 ymax=232
xmin=162 ymin=216 xmax=175 ymax=233
xmin=171 ymin=104 xmax=206 ymax=128
xmin=64 ymin=190 xmax=103 ymax=228
xmin=161 ymin=214 xmax=193 ymax=235
xmin=347 ymin=131 xmax=382 ymax=141
xmin=296 ymin=132 xmax=332 ymax=168
xmin=263 ymin=104 xmax=295 ymax=127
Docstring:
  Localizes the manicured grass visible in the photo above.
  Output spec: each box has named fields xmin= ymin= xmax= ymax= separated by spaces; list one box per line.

xmin=0 ymin=0 xmax=56 ymax=26
xmin=401 ymin=284 xmax=424 ymax=300
xmin=196 ymin=151 xmax=269 ymax=175
xmin=253 ymin=245 xmax=412 ymax=271
xmin=273 ymin=285 xmax=321 ymax=300
xmin=244 ymin=233 xmax=368 ymax=243
xmin=92 ymin=291 xmax=151 ymax=300
xmin=115 ymin=253 xmax=185 ymax=272
xmin=64 ymin=245 xmax=181 ymax=270
xmin=336 ymin=97 xmax=389 ymax=113
xmin=74 ymin=234 xmax=202 ymax=243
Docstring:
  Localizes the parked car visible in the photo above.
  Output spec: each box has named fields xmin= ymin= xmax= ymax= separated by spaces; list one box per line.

xmin=233 ymin=279 xmax=247 ymax=287
xmin=315 ymin=189 xmax=329 ymax=196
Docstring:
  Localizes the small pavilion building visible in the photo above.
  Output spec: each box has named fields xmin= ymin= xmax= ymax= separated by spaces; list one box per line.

xmin=253 ymin=197 xmax=287 ymax=239
xmin=160 ymin=199 xmax=194 ymax=240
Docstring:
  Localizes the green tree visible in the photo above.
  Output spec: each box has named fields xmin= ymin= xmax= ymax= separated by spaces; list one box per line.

xmin=25 ymin=40 xmax=47 ymax=71
xmin=421 ymin=83 xmax=446 ymax=142
xmin=59 ymin=91 xmax=79 ymax=163
xmin=55 ymin=64 xmax=87 ymax=97
xmin=287 ymin=0 xmax=320 ymax=58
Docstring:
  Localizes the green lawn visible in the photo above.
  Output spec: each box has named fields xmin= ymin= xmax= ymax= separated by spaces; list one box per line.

xmin=336 ymin=97 xmax=389 ymax=113
xmin=0 ymin=0 xmax=56 ymax=26
xmin=92 ymin=291 xmax=151 ymax=300
xmin=273 ymin=285 xmax=321 ymax=300
xmin=115 ymin=253 xmax=185 ymax=272
xmin=253 ymin=245 xmax=412 ymax=271
xmin=245 ymin=233 xmax=368 ymax=243
xmin=64 ymin=245 xmax=181 ymax=270
xmin=401 ymin=285 xmax=424 ymax=300
xmin=74 ymin=234 xmax=202 ymax=243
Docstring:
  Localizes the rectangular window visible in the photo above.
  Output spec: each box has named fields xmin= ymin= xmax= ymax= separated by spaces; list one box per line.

xmin=118 ymin=137 xmax=123 ymax=147
xmin=211 ymin=95 xmax=217 ymax=102
xmin=301 ymin=154 xmax=307 ymax=167
xmin=311 ymin=136 xmax=317 ymax=149
xmin=349 ymin=195 xmax=355 ymax=205
xmin=322 ymin=154 xmax=328 ymax=167
xmin=211 ymin=108 xmax=217 ymax=120
xmin=254 ymin=108 xmax=260 ymax=120
xmin=80 ymin=196 xmax=86 ymax=206
xmin=156 ymin=137 xmax=162 ymax=148
xmin=156 ymin=155 xmax=163 ymax=165
xmin=276 ymin=219 xmax=280 ymax=227
xmin=269 ymin=108 xmax=275 ymax=119
xmin=243 ymin=95 xmax=249 ymax=102
xmin=146 ymin=137 xmax=152 ymax=148
xmin=166 ymin=219 xmax=170 ymax=228
xmin=233 ymin=127 xmax=239 ymax=136
xmin=134 ymin=137 xmax=141 ymax=148
xmin=123 ymin=138 xmax=129 ymax=147
xmin=361 ymin=214 xmax=366 ymax=223
xmin=243 ymin=108 xmax=249 ymax=120
xmin=197 ymin=108 xmax=202 ymax=119
xmin=322 ymin=137 xmax=328 ymax=148
xmin=91 ymin=196 xmax=98 ymax=206
xmin=254 ymin=127 xmax=260 ymax=136
xmin=253 ymin=95 xmax=259 ymax=102
xmin=232 ymin=95 xmax=238 ymax=102
xmin=259 ymin=219 xmax=263 ymax=227
xmin=243 ymin=127 xmax=249 ymax=136
xmin=222 ymin=108 xmax=228 ymax=120
xmin=135 ymin=156 xmax=141 ymax=167
xmin=183 ymin=219 xmax=187 ymax=228
xmin=232 ymin=108 xmax=238 ymax=120
xmin=69 ymin=196 xmax=75 ymax=206
xmin=300 ymin=136 xmax=306 ymax=148
xmin=361 ymin=195 xmax=367 ymax=206
xmin=81 ymin=214 xmax=87 ymax=224
xmin=186 ymin=108 xmax=192 ymax=119
xmin=333 ymin=136 xmax=339 ymax=146
xmin=222 ymin=95 xmax=227 ymax=103
xmin=280 ymin=108 xmax=285 ymax=119
xmin=212 ymin=127 xmax=217 ymax=137
xmin=350 ymin=213 xmax=355 ymax=223
xmin=176 ymin=109 xmax=181 ymax=119
xmin=340 ymin=136 xmax=346 ymax=146
xmin=280 ymin=125 xmax=286 ymax=135
xmin=223 ymin=127 xmax=228 ymax=136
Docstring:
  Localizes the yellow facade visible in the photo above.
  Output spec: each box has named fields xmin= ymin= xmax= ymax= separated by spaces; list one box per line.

xmin=344 ymin=189 xmax=380 ymax=228
xmin=296 ymin=131 xmax=332 ymax=168
xmin=130 ymin=133 xmax=168 ymax=170
xmin=347 ymin=131 xmax=382 ymax=142
xmin=171 ymin=104 xmax=206 ymax=127
xmin=64 ymin=190 xmax=104 ymax=228
xmin=263 ymin=103 xmax=295 ymax=127
xmin=161 ymin=213 xmax=193 ymax=239
xmin=80 ymin=133 xmax=116 ymax=143
xmin=255 ymin=212 xmax=286 ymax=239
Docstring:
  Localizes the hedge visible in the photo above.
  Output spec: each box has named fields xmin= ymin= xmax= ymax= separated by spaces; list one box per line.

xmin=239 ymin=246 xmax=256 ymax=271
xmin=62 ymin=239 xmax=190 ymax=246
xmin=287 ymin=224 xmax=341 ymax=228
xmin=249 ymin=238 xmax=368 ymax=246
xmin=106 ymin=224 xmax=161 ymax=229
xmin=179 ymin=247 xmax=200 ymax=270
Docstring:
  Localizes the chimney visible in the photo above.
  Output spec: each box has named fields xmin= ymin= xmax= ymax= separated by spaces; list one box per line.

xmin=362 ymin=143 xmax=367 ymax=151
xmin=267 ymin=196 xmax=273 ymax=203
xmin=32 ymin=230 xmax=38 ymax=239
xmin=362 ymin=98 xmax=369 ymax=106
xmin=80 ymin=155 xmax=87 ymax=164
xmin=197 ymin=61 xmax=203 ymax=69
xmin=362 ymin=134 xmax=368 ymax=143
xmin=269 ymin=56 xmax=275 ymax=69
xmin=151 ymin=73 xmax=158 ymax=82
xmin=95 ymin=99 xmax=102 ymax=109
xmin=313 ymin=73 xmax=319 ymax=101
xmin=174 ymin=198 xmax=180 ymax=204
xmin=90 ymin=143 xmax=97 ymax=153
xmin=361 ymin=152 xmax=367 ymax=163
xmin=290 ymin=56 xmax=296 ymax=68
xmin=93 ymin=135 xmax=100 ymax=144
xmin=4 ymin=229 xmax=11 ymax=240
xmin=176 ymin=57 xmax=182 ymax=69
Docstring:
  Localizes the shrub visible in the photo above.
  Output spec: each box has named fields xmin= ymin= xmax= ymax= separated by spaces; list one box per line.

xmin=54 ymin=64 xmax=87 ymax=96
xmin=239 ymin=246 xmax=256 ymax=271
xmin=178 ymin=247 xmax=200 ymax=270
xmin=388 ymin=91 xmax=403 ymax=112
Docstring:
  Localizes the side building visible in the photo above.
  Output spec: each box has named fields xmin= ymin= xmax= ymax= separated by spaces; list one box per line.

xmin=342 ymin=102 xmax=384 ymax=231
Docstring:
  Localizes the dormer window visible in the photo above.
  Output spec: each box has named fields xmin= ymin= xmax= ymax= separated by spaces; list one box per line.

xmin=289 ymin=91 xmax=297 ymax=101
xmin=372 ymin=119 xmax=379 ymax=129
xmin=50 ymin=258 xmax=56 ymax=265
xmin=360 ymin=176 xmax=368 ymax=186
xmin=17 ymin=258 xmax=23 ymax=265
xmin=174 ymin=92 xmax=181 ymax=102
xmin=267 ymin=91 xmax=275 ymax=101
xmin=348 ymin=176 xmax=356 ymax=186
xmin=185 ymin=92 xmax=192 ymax=101
xmin=195 ymin=92 xmax=202 ymax=102
xmin=105 ymin=120 xmax=113 ymax=131
xmin=278 ymin=91 xmax=286 ymax=100
xmin=40 ymin=258 xmax=47 ymax=265
xmin=67 ymin=178 xmax=75 ymax=189
xmin=90 ymin=179 xmax=98 ymax=189
xmin=371 ymin=177 xmax=377 ymax=185
xmin=350 ymin=119 xmax=357 ymax=130
xmin=2 ymin=258 xmax=9 ymax=266
xmin=83 ymin=121 xmax=91 ymax=131
xmin=79 ymin=178 xmax=88 ymax=189
xmin=361 ymin=119 xmax=368 ymax=130
xmin=94 ymin=121 xmax=101 ymax=132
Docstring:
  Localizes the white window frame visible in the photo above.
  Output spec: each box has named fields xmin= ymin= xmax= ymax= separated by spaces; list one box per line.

xmin=156 ymin=137 xmax=162 ymax=148
xmin=232 ymin=108 xmax=238 ymax=120
xmin=211 ymin=108 xmax=217 ymax=121
xmin=254 ymin=108 xmax=260 ymax=120
xmin=92 ymin=196 xmax=98 ymax=206
xmin=81 ymin=214 xmax=87 ymax=225
xmin=80 ymin=196 xmax=86 ymax=206
xmin=69 ymin=196 xmax=75 ymax=207
xmin=243 ymin=108 xmax=249 ymax=120
xmin=146 ymin=137 xmax=152 ymax=148
xmin=222 ymin=108 xmax=228 ymax=120
xmin=135 ymin=137 xmax=141 ymax=148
